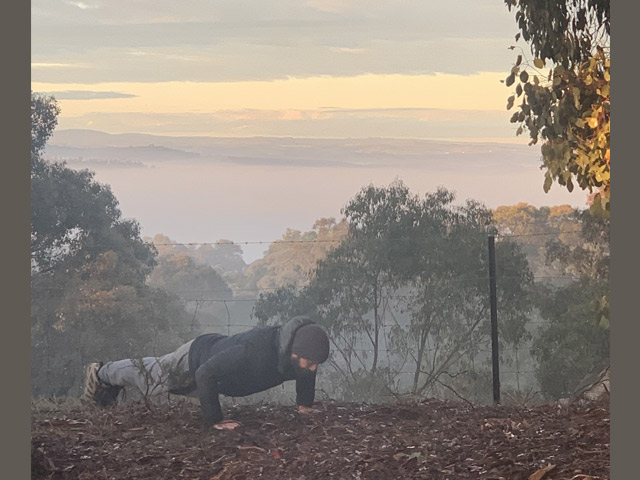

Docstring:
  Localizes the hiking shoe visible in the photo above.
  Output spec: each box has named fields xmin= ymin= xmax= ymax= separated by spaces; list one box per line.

xmin=82 ymin=362 xmax=102 ymax=402
xmin=82 ymin=362 xmax=122 ymax=407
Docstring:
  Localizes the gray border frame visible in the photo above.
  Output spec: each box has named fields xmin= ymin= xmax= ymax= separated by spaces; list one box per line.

xmin=6 ymin=0 xmax=30 ymax=477
xmin=610 ymin=1 xmax=634 ymax=478
xmin=22 ymin=1 xmax=629 ymax=478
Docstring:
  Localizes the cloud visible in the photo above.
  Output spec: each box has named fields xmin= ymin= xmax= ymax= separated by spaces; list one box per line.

xmin=64 ymin=1 xmax=98 ymax=10
xmin=322 ymin=107 xmax=509 ymax=122
xmin=212 ymin=109 xmax=334 ymax=122
xmin=305 ymin=0 xmax=358 ymax=13
xmin=329 ymin=47 xmax=366 ymax=54
xmin=40 ymin=90 xmax=138 ymax=100
xmin=50 ymin=105 xmax=516 ymax=141
xmin=32 ymin=0 xmax=520 ymax=83
xmin=32 ymin=62 xmax=78 ymax=68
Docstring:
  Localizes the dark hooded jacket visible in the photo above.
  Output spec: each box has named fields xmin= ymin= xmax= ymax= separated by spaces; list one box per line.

xmin=186 ymin=316 xmax=319 ymax=426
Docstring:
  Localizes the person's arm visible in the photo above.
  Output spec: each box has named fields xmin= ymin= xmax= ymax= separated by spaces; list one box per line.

xmin=194 ymin=344 xmax=246 ymax=426
xmin=295 ymin=372 xmax=316 ymax=408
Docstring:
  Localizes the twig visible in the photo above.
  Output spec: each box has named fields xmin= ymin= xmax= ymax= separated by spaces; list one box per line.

xmin=434 ymin=379 xmax=475 ymax=409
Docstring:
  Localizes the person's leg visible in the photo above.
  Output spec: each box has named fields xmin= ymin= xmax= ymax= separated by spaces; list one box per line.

xmin=85 ymin=339 xmax=196 ymax=404
xmin=158 ymin=339 xmax=196 ymax=394
xmin=98 ymin=357 xmax=169 ymax=396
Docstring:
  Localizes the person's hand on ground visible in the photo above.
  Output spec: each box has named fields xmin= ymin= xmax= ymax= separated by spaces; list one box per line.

xmin=297 ymin=405 xmax=320 ymax=414
xmin=213 ymin=420 xmax=241 ymax=430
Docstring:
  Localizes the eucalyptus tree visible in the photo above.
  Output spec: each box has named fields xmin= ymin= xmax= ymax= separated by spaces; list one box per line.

xmin=30 ymin=93 xmax=191 ymax=397
xmin=384 ymin=189 xmax=534 ymax=399
xmin=254 ymin=182 xmax=534 ymax=403
xmin=503 ymin=0 xmax=610 ymax=216
xmin=530 ymin=207 xmax=609 ymax=399
xmin=254 ymin=181 xmax=420 ymax=399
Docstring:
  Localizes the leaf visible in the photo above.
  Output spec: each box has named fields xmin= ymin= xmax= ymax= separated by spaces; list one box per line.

xmin=534 ymin=58 xmax=544 ymax=68
xmin=589 ymin=199 xmax=604 ymax=217
xmin=572 ymin=88 xmax=581 ymax=109
xmin=529 ymin=464 xmax=556 ymax=480
xmin=237 ymin=445 xmax=266 ymax=452
xmin=506 ymin=73 xmax=516 ymax=87
xmin=567 ymin=178 xmax=574 ymax=192
xmin=588 ymin=117 xmax=599 ymax=129
xmin=507 ymin=96 xmax=515 ymax=110
xmin=516 ymin=54 xmax=523 ymax=66
xmin=543 ymin=175 xmax=553 ymax=193
xmin=520 ymin=71 xmax=529 ymax=83
xmin=393 ymin=452 xmax=421 ymax=461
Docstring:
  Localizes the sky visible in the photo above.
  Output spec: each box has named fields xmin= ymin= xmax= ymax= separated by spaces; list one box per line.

xmin=32 ymin=0 xmax=529 ymax=141
xmin=32 ymin=0 xmax=589 ymax=262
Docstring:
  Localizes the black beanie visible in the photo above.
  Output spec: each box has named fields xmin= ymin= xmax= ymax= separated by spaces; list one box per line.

xmin=290 ymin=324 xmax=330 ymax=364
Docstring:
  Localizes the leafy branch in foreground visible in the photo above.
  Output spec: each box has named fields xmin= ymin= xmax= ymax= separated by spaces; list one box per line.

xmin=503 ymin=0 xmax=610 ymax=217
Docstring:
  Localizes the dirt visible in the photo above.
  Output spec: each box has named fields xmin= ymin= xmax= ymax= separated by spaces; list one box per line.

xmin=31 ymin=397 xmax=609 ymax=480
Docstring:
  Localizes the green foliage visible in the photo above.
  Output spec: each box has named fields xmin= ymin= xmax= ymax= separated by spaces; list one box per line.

xmin=528 ymin=207 xmax=609 ymax=399
xmin=544 ymin=208 xmax=609 ymax=330
xmin=492 ymin=203 xmax=582 ymax=281
xmin=30 ymin=93 xmax=192 ymax=397
xmin=191 ymin=241 xmax=247 ymax=274
xmin=147 ymin=234 xmax=247 ymax=275
xmin=504 ymin=1 xmax=609 ymax=65
xmin=544 ymin=208 xmax=609 ymax=280
xmin=504 ymin=0 xmax=610 ymax=216
xmin=244 ymin=218 xmax=348 ymax=291
xmin=31 ymin=92 xmax=60 ymax=171
xmin=31 ymin=163 xmax=154 ymax=276
xmin=530 ymin=281 xmax=609 ymax=400
xmin=394 ymin=190 xmax=533 ymax=397
xmin=148 ymin=253 xmax=232 ymax=301
xmin=147 ymin=252 xmax=234 ymax=331
xmin=255 ymin=182 xmax=535 ymax=403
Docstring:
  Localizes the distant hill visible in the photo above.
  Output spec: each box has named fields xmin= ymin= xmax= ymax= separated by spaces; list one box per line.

xmin=46 ymin=129 xmax=538 ymax=171
xmin=43 ymin=144 xmax=200 ymax=168
xmin=47 ymin=129 xmax=170 ymax=148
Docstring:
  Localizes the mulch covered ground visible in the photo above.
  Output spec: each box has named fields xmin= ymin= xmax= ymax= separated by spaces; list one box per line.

xmin=31 ymin=397 xmax=609 ymax=480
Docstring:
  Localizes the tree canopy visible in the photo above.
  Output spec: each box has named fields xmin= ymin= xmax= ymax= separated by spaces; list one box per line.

xmin=243 ymin=218 xmax=348 ymax=291
xmin=31 ymin=92 xmax=61 ymax=170
xmin=30 ymin=93 xmax=192 ymax=397
xmin=492 ymin=203 xmax=581 ymax=281
xmin=254 ymin=182 xmax=535 ymax=403
xmin=503 ymin=0 xmax=610 ymax=217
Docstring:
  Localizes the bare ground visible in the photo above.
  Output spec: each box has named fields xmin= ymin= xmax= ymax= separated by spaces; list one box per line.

xmin=31 ymin=397 xmax=609 ymax=480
